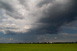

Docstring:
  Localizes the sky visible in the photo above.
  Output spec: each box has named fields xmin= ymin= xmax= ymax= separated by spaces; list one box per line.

xmin=0 ymin=0 xmax=77 ymax=43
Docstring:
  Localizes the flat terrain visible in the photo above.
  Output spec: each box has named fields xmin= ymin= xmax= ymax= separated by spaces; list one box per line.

xmin=0 ymin=44 xmax=77 ymax=51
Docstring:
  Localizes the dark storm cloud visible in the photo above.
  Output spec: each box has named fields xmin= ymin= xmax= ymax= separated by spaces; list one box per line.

xmin=0 ymin=0 xmax=77 ymax=35
xmin=1 ymin=0 xmax=77 ymax=43
xmin=26 ymin=0 xmax=77 ymax=34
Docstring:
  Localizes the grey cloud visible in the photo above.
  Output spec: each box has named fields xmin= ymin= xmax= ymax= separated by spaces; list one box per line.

xmin=0 ymin=0 xmax=24 ymax=19
xmin=0 ymin=1 xmax=13 ymax=11
xmin=26 ymin=0 xmax=77 ymax=34
xmin=0 ymin=0 xmax=77 ymax=35
xmin=19 ymin=0 xmax=27 ymax=5
xmin=6 ymin=11 xmax=24 ymax=19
xmin=37 ymin=0 xmax=54 ymax=7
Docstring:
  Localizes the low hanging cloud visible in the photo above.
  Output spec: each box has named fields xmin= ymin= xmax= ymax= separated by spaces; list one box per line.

xmin=0 ymin=0 xmax=77 ymax=35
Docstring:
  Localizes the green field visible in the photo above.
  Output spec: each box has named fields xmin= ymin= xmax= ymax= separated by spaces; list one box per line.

xmin=0 ymin=44 xmax=77 ymax=51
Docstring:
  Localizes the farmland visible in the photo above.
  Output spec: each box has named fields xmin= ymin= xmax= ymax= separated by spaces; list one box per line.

xmin=0 ymin=44 xmax=77 ymax=51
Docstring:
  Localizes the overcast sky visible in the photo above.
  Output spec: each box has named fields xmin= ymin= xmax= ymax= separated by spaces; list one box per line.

xmin=0 ymin=0 xmax=77 ymax=43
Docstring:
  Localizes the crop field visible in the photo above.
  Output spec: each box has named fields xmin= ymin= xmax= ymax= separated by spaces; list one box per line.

xmin=0 ymin=44 xmax=77 ymax=51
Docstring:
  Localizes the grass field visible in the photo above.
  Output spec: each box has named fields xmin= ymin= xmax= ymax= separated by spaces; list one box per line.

xmin=0 ymin=44 xmax=77 ymax=51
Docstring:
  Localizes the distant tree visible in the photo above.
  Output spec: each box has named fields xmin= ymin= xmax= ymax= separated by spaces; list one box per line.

xmin=76 ymin=41 xmax=77 ymax=43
